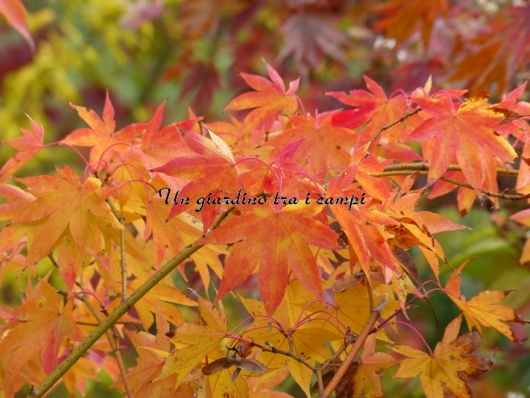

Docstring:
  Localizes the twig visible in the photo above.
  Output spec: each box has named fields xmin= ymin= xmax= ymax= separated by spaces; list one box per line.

xmin=320 ymin=330 xmax=358 ymax=372
xmin=322 ymin=292 xmax=386 ymax=398
xmin=75 ymin=320 xmax=141 ymax=330
xmin=369 ymin=164 xmax=529 ymax=200
xmin=77 ymin=294 xmax=134 ymax=398
xmin=315 ymin=369 xmax=325 ymax=397
xmin=263 ymin=340 xmax=316 ymax=372
xmin=440 ymin=176 xmax=530 ymax=200
xmin=381 ymin=162 xmax=518 ymax=176
xmin=367 ymin=108 xmax=422 ymax=148
xmin=106 ymin=199 xmax=128 ymax=302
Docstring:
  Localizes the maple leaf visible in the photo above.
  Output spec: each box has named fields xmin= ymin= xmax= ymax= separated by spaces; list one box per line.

xmin=391 ymin=315 xmax=493 ymax=398
xmin=406 ymin=91 xmax=517 ymax=190
xmin=349 ymin=335 xmax=397 ymax=398
xmin=324 ymin=282 xmax=400 ymax=343
xmin=225 ymin=63 xmax=299 ymax=134
xmin=0 ymin=279 xmax=84 ymax=382
xmin=198 ymin=201 xmax=340 ymax=315
xmin=119 ymin=274 xmax=197 ymax=329
xmin=510 ymin=208 xmax=530 ymax=266
xmin=248 ymin=366 xmax=293 ymax=398
xmin=197 ymin=349 xmax=249 ymax=398
xmin=327 ymin=76 xmax=408 ymax=143
xmin=0 ymin=116 xmax=44 ymax=183
xmin=326 ymin=175 xmax=399 ymax=278
xmin=119 ymin=306 xmax=178 ymax=397
xmin=374 ymin=0 xmax=449 ymax=50
xmin=10 ymin=166 xmax=121 ymax=289
xmin=144 ymin=197 xmax=225 ymax=286
xmin=62 ymin=92 xmax=147 ymax=166
xmin=449 ymin=5 xmax=530 ymax=95
xmin=278 ymin=13 xmax=347 ymax=73
xmin=0 ymin=0 xmax=34 ymax=51
xmin=156 ymin=296 xmax=227 ymax=388
xmin=267 ymin=112 xmax=359 ymax=173
xmin=444 ymin=263 xmax=528 ymax=342
xmin=152 ymin=126 xmax=244 ymax=231
xmin=240 ymin=295 xmax=338 ymax=397
xmin=131 ymin=101 xmax=201 ymax=170
xmin=341 ymin=144 xmax=393 ymax=201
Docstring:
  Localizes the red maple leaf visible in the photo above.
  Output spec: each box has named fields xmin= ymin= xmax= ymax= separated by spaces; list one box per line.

xmin=197 ymin=202 xmax=340 ymax=314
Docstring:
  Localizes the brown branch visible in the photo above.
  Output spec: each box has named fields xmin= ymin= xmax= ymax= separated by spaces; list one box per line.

xmin=320 ymin=330 xmax=358 ymax=372
xmin=322 ymin=294 xmax=386 ymax=398
xmin=439 ymin=176 xmax=530 ymax=200
xmin=367 ymin=108 xmax=422 ymax=148
xmin=368 ymin=164 xmax=530 ymax=200
xmin=262 ymin=340 xmax=316 ymax=372
xmin=382 ymin=162 xmax=518 ymax=176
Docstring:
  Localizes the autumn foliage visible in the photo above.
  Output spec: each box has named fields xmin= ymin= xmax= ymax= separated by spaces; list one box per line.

xmin=1 ymin=1 xmax=530 ymax=398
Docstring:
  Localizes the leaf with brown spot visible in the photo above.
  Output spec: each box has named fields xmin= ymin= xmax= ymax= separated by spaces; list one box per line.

xmin=392 ymin=315 xmax=493 ymax=398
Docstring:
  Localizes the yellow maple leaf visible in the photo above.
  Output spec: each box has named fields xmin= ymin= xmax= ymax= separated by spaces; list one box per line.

xmin=391 ymin=315 xmax=493 ymax=398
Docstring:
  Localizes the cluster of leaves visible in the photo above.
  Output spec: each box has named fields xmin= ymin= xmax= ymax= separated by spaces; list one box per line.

xmin=1 ymin=61 xmax=529 ymax=397
xmin=1 ymin=0 xmax=530 ymax=148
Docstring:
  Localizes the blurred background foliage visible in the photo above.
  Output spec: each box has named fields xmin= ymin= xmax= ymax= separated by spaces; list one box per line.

xmin=1 ymin=0 xmax=530 ymax=397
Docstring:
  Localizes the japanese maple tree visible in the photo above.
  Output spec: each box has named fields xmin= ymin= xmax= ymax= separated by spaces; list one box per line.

xmin=1 ymin=2 xmax=530 ymax=398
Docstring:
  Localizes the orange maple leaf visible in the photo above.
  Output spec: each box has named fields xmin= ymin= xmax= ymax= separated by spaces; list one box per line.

xmin=268 ymin=112 xmax=359 ymax=173
xmin=374 ymin=0 xmax=449 ymax=49
xmin=392 ymin=315 xmax=493 ymax=398
xmin=119 ymin=306 xmax=178 ymax=398
xmin=62 ymin=92 xmax=147 ymax=166
xmin=152 ymin=126 xmax=245 ymax=231
xmin=12 ymin=166 xmax=120 ymax=289
xmin=327 ymin=75 xmax=408 ymax=143
xmin=225 ymin=63 xmax=299 ymax=134
xmin=198 ymin=201 xmax=340 ymax=315
xmin=406 ymin=91 xmax=517 ymax=191
xmin=0 ymin=279 xmax=84 ymax=382
xmin=0 ymin=0 xmax=34 ymax=51
xmin=0 ymin=116 xmax=44 ymax=183
xmin=321 ymin=335 xmax=397 ymax=398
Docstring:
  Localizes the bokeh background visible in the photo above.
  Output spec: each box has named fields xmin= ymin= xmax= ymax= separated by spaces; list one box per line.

xmin=1 ymin=0 xmax=530 ymax=396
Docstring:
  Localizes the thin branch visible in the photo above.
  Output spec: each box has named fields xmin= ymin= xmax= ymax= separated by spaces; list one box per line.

xmin=367 ymin=108 xmax=422 ymax=148
xmin=29 ymin=207 xmax=235 ymax=398
xmin=322 ymin=293 xmax=386 ymax=398
xmin=77 ymin=294 xmax=134 ymax=398
xmin=263 ymin=340 xmax=316 ymax=372
xmin=320 ymin=330 xmax=358 ymax=372
xmin=439 ymin=176 xmax=530 ymax=200
xmin=315 ymin=369 xmax=325 ymax=397
xmin=369 ymin=164 xmax=530 ymax=200
xmin=382 ymin=162 xmax=519 ymax=176
xmin=106 ymin=198 xmax=128 ymax=302
xmin=75 ymin=320 xmax=141 ymax=329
